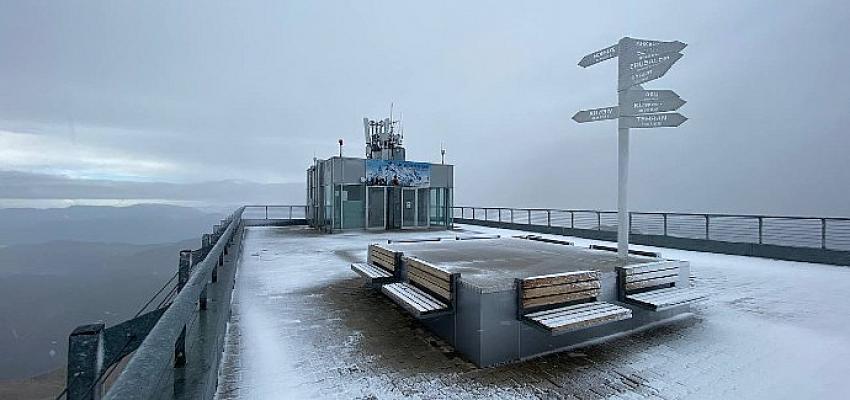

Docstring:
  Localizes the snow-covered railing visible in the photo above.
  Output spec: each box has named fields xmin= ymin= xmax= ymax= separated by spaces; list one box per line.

xmin=453 ymin=207 xmax=850 ymax=265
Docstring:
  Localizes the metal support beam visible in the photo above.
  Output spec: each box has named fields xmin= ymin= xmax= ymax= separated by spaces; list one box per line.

xmin=67 ymin=323 xmax=105 ymax=400
xmin=175 ymin=251 xmax=191 ymax=367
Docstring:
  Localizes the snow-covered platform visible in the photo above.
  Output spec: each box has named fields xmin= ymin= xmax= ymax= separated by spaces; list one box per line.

xmin=374 ymin=237 xmax=699 ymax=366
xmin=216 ymin=224 xmax=850 ymax=399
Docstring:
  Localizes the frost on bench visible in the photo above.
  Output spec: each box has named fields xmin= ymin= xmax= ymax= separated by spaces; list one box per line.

xmin=351 ymin=244 xmax=400 ymax=285
xmin=381 ymin=256 xmax=457 ymax=319
xmin=617 ymin=261 xmax=706 ymax=311
xmin=517 ymin=271 xmax=631 ymax=335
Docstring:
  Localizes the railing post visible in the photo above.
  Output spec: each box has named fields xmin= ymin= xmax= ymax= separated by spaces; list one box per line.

xmin=265 ymin=205 xmax=268 ymax=219
xmin=289 ymin=205 xmax=293 ymax=220
xmin=822 ymin=218 xmax=827 ymax=249
xmin=758 ymin=217 xmax=763 ymax=244
xmin=705 ymin=215 xmax=710 ymax=240
xmin=663 ymin=213 xmax=668 ymax=236
xmin=570 ymin=211 xmax=575 ymax=229
xmin=547 ymin=210 xmax=551 ymax=227
xmin=67 ymin=323 xmax=104 ymax=400
xmin=175 ymin=250 xmax=191 ymax=367
xmin=472 ymin=208 xmax=476 ymax=220
xmin=485 ymin=208 xmax=489 ymax=221
xmin=510 ymin=209 xmax=514 ymax=224
xmin=629 ymin=213 xmax=633 ymax=234
xmin=527 ymin=209 xmax=532 ymax=225
xmin=597 ymin=211 xmax=601 ymax=230
xmin=498 ymin=208 xmax=502 ymax=222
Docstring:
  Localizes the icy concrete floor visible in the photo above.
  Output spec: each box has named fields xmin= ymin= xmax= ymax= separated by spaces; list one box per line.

xmin=215 ymin=225 xmax=850 ymax=400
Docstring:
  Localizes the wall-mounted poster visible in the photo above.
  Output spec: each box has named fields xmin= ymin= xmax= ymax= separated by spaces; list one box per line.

xmin=365 ymin=160 xmax=431 ymax=187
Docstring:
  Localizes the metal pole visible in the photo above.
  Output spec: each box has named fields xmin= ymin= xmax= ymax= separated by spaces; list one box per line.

xmin=705 ymin=215 xmax=710 ymax=240
xmin=498 ymin=208 xmax=502 ymax=222
xmin=528 ymin=209 xmax=532 ymax=225
xmin=547 ymin=210 xmax=551 ymax=227
xmin=570 ymin=211 xmax=575 ymax=229
xmin=822 ymin=218 xmax=827 ymax=249
xmin=617 ymin=124 xmax=630 ymax=258
xmin=663 ymin=213 xmax=668 ymax=236
xmin=758 ymin=217 xmax=763 ymax=244
xmin=264 ymin=206 xmax=268 ymax=220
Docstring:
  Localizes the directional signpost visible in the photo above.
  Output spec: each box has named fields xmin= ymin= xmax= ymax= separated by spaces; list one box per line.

xmin=573 ymin=37 xmax=688 ymax=258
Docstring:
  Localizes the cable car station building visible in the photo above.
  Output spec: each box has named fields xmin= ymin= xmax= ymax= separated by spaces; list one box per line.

xmin=307 ymin=117 xmax=453 ymax=232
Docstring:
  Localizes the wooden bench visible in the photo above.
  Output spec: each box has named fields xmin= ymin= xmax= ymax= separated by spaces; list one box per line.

xmin=517 ymin=271 xmax=631 ymax=335
xmin=455 ymin=234 xmax=500 ymax=240
xmin=350 ymin=244 xmax=400 ymax=285
xmin=616 ymin=261 xmax=706 ymax=311
xmin=589 ymin=244 xmax=661 ymax=258
xmin=516 ymin=234 xmax=574 ymax=246
xmin=381 ymin=256 xmax=458 ymax=319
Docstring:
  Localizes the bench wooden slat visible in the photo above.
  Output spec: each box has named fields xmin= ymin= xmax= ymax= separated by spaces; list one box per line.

xmin=543 ymin=308 xmax=631 ymax=333
xmin=383 ymin=284 xmax=432 ymax=313
xmin=521 ymin=289 xmax=600 ymax=309
xmin=535 ymin=303 xmax=628 ymax=327
xmin=525 ymin=301 xmax=613 ymax=320
xmin=624 ymin=275 xmax=678 ymax=291
xmin=522 ymin=280 xmax=601 ymax=299
xmin=407 ymin=262 xmax=451 ymax=285
xmin=521 ymin=271 xmax=598 ymax=289
xmin=382 ymin=282 xmax=448 ymax=318
xmin=625 ymin=268 xmax=679 ymax=283
xmin=405 ymin=256 xmax=451 ymax=281
xmin=627 ymin=288 xmax=706 ymax=310
xmin=392 ymin=283 xmax=444 ymax=311
xmin=350 ymin=263 xmax=392 ymax=279
xmin=407 ymin=270 xmax=452 ymax=301
xmin=621 ymin=261 xmax=679 ymax=275
xmin=369 ymin=251 xmax=396 ymax=267
xmin=369 ymin=244 xmax=394 ymax=257
xmin=526 ymin=301 xmax=632 ymax=334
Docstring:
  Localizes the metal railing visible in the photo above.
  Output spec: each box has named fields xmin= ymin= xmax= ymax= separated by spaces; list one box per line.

xmin=243 ymin=204 xmax=307 ymax=221
xmin=102 ymin=207 xmax=245 ymax=400
xmin=58 ymin=205 xmax=310 ymax=400
xmin=452 ymin=206 xmax=850 ymax=252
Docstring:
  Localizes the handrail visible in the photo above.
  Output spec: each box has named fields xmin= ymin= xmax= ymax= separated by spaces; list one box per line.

xmin=452 ymin=206 xmax=850 ymax=252
xmin=454 ymin=205 xmax=850 ymax=221
xmin=104 ymin=206 xmax=245 ymax=400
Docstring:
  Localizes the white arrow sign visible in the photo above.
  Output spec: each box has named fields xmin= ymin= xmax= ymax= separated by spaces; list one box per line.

xmin=572 ymin=106 xmax=619 ymax=123
xmin=620 ymin=112 xmax=688 ymax=128
xmin=578 ymin=44 xmax=618 ymax=68
xmin=621 ymin=90 xmax=686 ymax=115
xmin=618 ymin=53 xmax=682 ymax=90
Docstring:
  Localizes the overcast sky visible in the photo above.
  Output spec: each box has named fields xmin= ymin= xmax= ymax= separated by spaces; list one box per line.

xmin=1 ymin=1 xmax=849 ymax=215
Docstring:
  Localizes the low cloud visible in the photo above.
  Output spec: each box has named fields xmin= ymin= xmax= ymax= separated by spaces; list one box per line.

xmin=0 ymin=170 xmax=305 ymax=206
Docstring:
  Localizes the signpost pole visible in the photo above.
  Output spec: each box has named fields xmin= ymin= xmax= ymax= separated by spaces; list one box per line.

xmin=574 ymin=36 xmax=688 ymax=259
xmin=617 ymin=123 xmax=630 ymax=258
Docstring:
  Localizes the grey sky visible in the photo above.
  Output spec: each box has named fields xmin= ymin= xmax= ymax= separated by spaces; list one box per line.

xmin=1 ymin=1 xmax=849 ymax=215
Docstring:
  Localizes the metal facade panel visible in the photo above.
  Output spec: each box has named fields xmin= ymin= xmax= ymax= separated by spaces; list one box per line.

xmin=478 ymin=290 xmax=521 ymax=366
xmin=430 ymin=164 xmax=453 ymax=187
xmin=452 ymin=283 xmax=483 ymax=365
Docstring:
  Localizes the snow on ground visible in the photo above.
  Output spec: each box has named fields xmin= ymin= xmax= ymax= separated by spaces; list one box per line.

xmin=215 ymin=225 xmax=850 ymax=400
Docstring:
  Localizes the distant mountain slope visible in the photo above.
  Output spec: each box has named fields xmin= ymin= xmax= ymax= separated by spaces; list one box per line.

xmin=0 ymin=204 xmax=224 ymax=245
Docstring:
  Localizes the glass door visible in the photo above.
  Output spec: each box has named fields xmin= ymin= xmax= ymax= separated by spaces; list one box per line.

xmin=401 ymin=188 xmax=416 ymax=228
xmin=417 ymin=188 xmax=429 ymax=227
xmin=367 ymin=187 xmax=386 ymax=229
